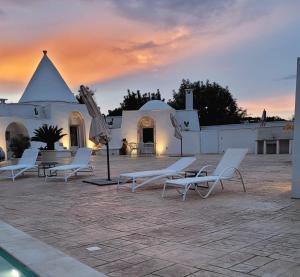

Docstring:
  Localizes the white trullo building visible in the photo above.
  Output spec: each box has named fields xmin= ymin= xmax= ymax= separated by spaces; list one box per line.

xmin=106 ymin=97 xmax=201 ymax=156
xmin=0 ymin=51 xmax=93 ymax=159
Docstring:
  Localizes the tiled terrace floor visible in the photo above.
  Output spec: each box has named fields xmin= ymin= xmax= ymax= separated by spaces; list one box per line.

xmin=0 ymin=154 xmax=300 ymax=277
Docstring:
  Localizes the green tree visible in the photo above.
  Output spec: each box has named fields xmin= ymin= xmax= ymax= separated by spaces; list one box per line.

xmin=108 ymin=89 xmax=164 ymax=116
xmin=168 ymin=79 xmax=246 ymax=126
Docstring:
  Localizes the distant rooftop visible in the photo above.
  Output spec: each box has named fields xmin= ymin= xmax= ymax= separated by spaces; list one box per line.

xmin=139 ymin=100 xmax=174 ymax=111
xmin=19 ymin=51 xmax=77 ymax=103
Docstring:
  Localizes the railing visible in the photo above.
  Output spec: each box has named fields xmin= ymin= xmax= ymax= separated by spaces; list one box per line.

xmin=128 ymin=142 xmax=156 ymax=156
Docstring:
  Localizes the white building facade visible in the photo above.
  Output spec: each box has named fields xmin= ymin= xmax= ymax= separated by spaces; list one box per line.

xmin=0 ymin=51 xmax=294 ymax=160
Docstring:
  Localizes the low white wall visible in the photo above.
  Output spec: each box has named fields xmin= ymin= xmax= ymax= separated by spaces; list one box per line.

xmin=167 ymin=131 xmax=200 ymax=155
xmin=219 ymin=128 xmax=257 ymax=153
xmin=200 ymin=130 xmax=219 ymax=153
xmin=200 ymin=127 xmax=257 ymax=154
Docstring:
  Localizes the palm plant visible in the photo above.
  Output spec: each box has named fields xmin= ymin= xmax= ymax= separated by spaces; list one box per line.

xmin=31 ymin=125 xmax=66 ymax=150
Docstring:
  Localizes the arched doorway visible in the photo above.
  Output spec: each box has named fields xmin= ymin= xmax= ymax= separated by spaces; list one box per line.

xmin=5 ymin=122 xmax=29 ymax=159
xmin=69 ymin=112 xmax=86 ymax=150
xmin=137 ymin=116 xmax=155 ymax=155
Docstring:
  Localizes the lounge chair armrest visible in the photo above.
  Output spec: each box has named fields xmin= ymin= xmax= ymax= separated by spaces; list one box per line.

xmin=196 ymin=165 xmax=214 ymax=177
xmin=218 ymin=166 xmax=241 ymax=179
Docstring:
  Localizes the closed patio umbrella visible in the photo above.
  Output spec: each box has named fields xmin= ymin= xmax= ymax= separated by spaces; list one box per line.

xmin=170 ymin=113 xmax=183 ymax=156
xmin=79 ymin=85 xmax=112 ymax=181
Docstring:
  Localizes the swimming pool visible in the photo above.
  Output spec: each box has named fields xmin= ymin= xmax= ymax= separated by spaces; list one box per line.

xmin=0 ymin=248 xmax=38 ymax=277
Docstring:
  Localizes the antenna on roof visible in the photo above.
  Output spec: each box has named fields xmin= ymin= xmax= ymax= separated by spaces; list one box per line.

xmin=43 ymin=50 xmax=47 ymax=55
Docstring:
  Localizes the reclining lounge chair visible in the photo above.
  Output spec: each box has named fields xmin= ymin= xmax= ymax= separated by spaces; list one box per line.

xmin=0 ymin=149 xmax=39 ymax=181
xmin=45 ymin=148 xmax=93 ymax=182
xmin=162 ymin=148 xmax=248 ymax=201
xmin=118 ymin=157 xmax=196 ymax=192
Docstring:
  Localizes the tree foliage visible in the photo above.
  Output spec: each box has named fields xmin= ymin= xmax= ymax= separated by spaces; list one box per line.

xmin=9 ymin=135 xmax=31 ymax=158
xmin=31 ymin=125 xmax=66 ymax=150
xmin=76 ymin=85 xmax=94 ymax=104
xmin=168 ymin=79 xmax=247 ymax=126
xmin=108 ymin=89 xmax=164 ymax=116
xmin=242 ymin=116 xmax=285 ymax=123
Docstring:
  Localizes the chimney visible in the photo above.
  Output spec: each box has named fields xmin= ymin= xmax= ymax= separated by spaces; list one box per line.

xmin=185 ymin=89 xmax=193 ymax=111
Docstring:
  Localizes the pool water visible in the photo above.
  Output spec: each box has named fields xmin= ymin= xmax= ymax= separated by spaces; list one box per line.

xmin=0 ymin=248 xmax=38 ymax=277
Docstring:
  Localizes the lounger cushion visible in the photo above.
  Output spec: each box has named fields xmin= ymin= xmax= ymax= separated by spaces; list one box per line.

xmin=121 ymin=169 xmax=175 ymax=178
xmin=50 ymin=164 xmax=89 ymax=171
xmin=0 ymin=164 xmax=34 ymax=171
xmin=166 ymin=176 xmax=219 ymax=186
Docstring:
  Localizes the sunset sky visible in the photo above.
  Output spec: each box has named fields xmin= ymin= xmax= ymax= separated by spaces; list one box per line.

xmin=0 ymin=0 xmax=299 ymax=118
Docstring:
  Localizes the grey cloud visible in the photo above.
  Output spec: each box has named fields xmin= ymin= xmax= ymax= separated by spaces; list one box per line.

xmin=0 ymin=0 xmax=39 ymax=4
xmin=279 ymin=74 xmax=297 ymax=81
xmin=112 ymin=34 xmax=189 ymax=55
xmin=107 ymin=0 xmax=272 ymax=30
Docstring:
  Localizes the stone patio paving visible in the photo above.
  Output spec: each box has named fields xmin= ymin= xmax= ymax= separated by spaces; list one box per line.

xmin=0 ymin=154 xmax=300 ymax=276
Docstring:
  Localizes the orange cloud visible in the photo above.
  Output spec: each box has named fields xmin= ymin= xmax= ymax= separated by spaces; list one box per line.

xmin=0 ymin=19 xmax=197 ymax=96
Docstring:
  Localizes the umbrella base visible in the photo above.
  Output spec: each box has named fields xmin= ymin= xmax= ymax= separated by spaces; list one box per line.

xmin=168 ymin=154 xmax=194 ymax=157
xmin=83 ymin=178 xmax=119 ymax=186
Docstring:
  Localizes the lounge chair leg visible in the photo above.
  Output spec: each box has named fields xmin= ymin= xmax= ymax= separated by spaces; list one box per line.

xmin=132 ymin=178 xmax=135 ymax=192
xmin=11 ymin=170 xmax=15 ymax=182
xmin=241 ymin=175 xmax=246 ymax=192
xmin=162 ymin=183 xmax=167 ymax=198
xmin=117 ymin=178 xmax=120 ymax=190
xmin=182 ymin=186 xmax=188 ymax=201
xmin=235 ymin=169 xmax=246 ymax=192
xmin=220 ymin=180 xmax=224 ymax=190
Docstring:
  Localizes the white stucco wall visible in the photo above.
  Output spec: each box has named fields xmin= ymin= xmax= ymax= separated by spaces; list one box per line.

xmin=0 ymin=102 xmax=93 ymax=159
xmin=168 ymin=131 xmax=200 ymax=155
xmin=0 ymin=116 xmax=51 ymax=157
xmin=121 ymin=110 xmax=173 ymax=155
xmin=200 ymin=127 xmax=256 ymax=154
xmin=219 ymin=129 xmax=257 ymax=153
xmin=200 ymin=122 xmax=290 ymax=154
xmin=120 ymin=109 xmax=201 ymax=155
xmin=200 ymin=130 xmax=219 ymax=153
xmin=175 ymin=110 xmax=200 ymax=131
xmin=46 ymin=102 xmax=93 ymax=149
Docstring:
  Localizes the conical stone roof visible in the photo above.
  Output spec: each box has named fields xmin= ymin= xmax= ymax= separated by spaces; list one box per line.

xmin=19 ymin=51 xmax=76 ymax=103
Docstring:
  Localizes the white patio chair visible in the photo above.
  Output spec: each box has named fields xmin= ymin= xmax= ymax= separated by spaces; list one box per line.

xmin=0 ymin=149 xmax=39 ymax=181
xmin=45 ymin=148 xmax=93 ymax=182
xmin=162 ymin=148 xmax=248 ymax=201
xmin=118 ymin=157 xmax=196 ymax=192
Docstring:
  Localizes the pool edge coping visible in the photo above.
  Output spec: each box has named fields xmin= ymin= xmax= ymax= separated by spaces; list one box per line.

xmin=0 ymin=220 xmax=107 ymax=277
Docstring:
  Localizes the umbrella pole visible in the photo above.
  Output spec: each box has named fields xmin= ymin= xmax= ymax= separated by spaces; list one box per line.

xmin=180 ymin=138 xmax=183 ymax=157
xmin=106 ymin=142 xmax=111 ymax=181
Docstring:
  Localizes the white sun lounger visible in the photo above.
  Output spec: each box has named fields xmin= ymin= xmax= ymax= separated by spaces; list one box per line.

xmin=118 ymin=157 xmax=196 ymax=192
xmin=0 ymin=149 xmax=39 ymax=181
xmin=162 ymin=148 xmax=248 ymax=201
xmin=45 ymin=148 xmax=93 ymax=182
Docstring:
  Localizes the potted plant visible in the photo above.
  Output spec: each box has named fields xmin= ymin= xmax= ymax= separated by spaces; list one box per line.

xmin=183 ymin=121 xmax=190 ymax=131
xmin=31 ymin=125 xmax=66 ymax=162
